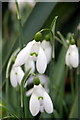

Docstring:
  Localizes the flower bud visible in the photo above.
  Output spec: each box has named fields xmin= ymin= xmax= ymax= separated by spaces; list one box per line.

xmin=45 ymin=34 xmax=50 ymax=41
xmin=33 ymin=77 xmax=40 ymax=85
xmin=34 ymin=32 xmax=42 ymax=42
xmin=70 ymin=35 xmax=75 ymax=45
xmin=70 ymin=39 xmax=75 ymax=45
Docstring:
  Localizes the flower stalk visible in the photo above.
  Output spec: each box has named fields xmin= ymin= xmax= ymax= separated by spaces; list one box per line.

xmin=70 ymin=68 xmax=75 ymax=100
xmin=50 ymin=16 xmax=58 ymax=59
xmin=57 ymin=31 xmax=67 ymax=47
xmin=15 ymin=0 xmax=23 ymax=49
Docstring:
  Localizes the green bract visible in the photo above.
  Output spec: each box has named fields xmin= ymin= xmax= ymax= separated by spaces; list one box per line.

xmin=70 ymin=34 xmax=75 ymax=45
xmin=70 ymin=38 xmax=75 ymax=45
xmin=33 ymin=77 xmax=40 ymax=85
xmin=45 ymin=34 xmax=50 ymax=41
xmin=34 ymin=32 xmax=42 ymax=42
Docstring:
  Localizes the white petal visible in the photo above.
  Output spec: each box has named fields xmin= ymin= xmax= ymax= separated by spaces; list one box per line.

xmin=77 ymin=23 xmax=80 ymax=31
xmin=26 ymin=88 xmax=33 ymax=96
xmin=10 ymin=65 xmax=24 ymax=87
xmin=36 ymin=47 xmax=47 ymax=74
xmin=16 ymin=67 xmax=24 ymax=85
xmin=41 ymin=40 xmax=52 ymax=63
xmin=24 ymin=58 xmax=35 ymax=73
xmin=37 ymin=74 xmax=49 ymax=84
xmin=70 ymin=47 xmax=79 ymax=68
xmin=65 ymin=48 xmax=70 ymax=67
xmin=44 ymin=47 xmax=52 ymax=64
xmin=41 ymin=40 xmax=51 ymax=49
xmin=29 ymin=94 xmax=40 ymax=116
xmin=10 ymin=66 xmax=18 ymax=88
xmin=37 ymin=74 xmax=49 ymax=93
xmin=30 ymin=41 xmax=40 ymax=54
xmin=33 ymin=84 xmax=44 ymax=97
xmin=66 ymin=45 xmax=79 ymax=68
xmin=43 ymin=92 xmax=53 ymax=113
xmin=39 ymin=99 xmax=44 ymax=112
xmin=14 ymin=40 xmax=35 ymax=67
xmin=30 ymin=41 xmax=40 ymax=61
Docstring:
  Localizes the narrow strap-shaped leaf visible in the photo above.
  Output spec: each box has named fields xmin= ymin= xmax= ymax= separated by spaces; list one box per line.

xmin=50 ymin=16 xmax=58 ymax=58
xmin=69 ymin=93 xmax=78 ymax=118
xmin=21 ymin=68 xmax=31 ymax=86
xmin=0 ymin=101 xmax=19 ymax=119
xmin=6 ymin=49 xmax=19 ymax=79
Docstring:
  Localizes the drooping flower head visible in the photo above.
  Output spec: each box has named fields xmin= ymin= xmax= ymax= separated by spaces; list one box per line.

xmin=25 ymin=74 xmax=50 ymax=96
xmin=29 ymin=84 xmax=53 ymax=116
xmin=65 ymin=44 xmax=79 ymax=68
xmin=14 ymin=39 xmax=52 ymax=74
xmin=10 ymin=64 xmax=24 ymax=87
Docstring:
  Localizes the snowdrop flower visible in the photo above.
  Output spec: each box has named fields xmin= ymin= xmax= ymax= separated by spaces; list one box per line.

xmin=65 ymin=44 xmax=79 ymax=68
xmin=25 ymin=74 xmax=49 ymax=96
xmin=24 ymin=58 xmax=35 ymax=73
xmin=10 ymin=64 xmax=24 ymax=87
xmin=9 ymin=0 xmax=26 ymax=13
xmin=41 ymin=40 xmax=52 ymax=64
xmin=29 ymin=84 xmax=53 ymax=116
xmin=25 ymin=0 xmax=36 ymax=7
xmin=14 ymin=40 xmax=52 ymax=74
xmin=77 ymin=23 xmax=80 ymax=31
xmin=9 ymin=0 xmax=35 ymax=13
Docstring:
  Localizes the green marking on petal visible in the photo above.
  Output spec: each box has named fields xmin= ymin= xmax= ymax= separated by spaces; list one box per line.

xmin=38 ymin=96 xmax=43 ymax=100
xmin=15 ymin=72 xmax=18 ymax=75
xmin=30 ymin=52 xmax=38 ymax=57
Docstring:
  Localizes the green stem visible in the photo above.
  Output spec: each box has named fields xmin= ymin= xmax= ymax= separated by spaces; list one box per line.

xmin=0 ymin=79 xmax=6 ymax=90
xmin=51 ymin=33 xmax=55 ymax=59
xmin=16 ymin=89 xmax=21 ymax=118
xmin=57 ymin=31 xmax=67 ymax=47
xmin=75 ymin=68 xmax=79 ymax=93
xmin=20 ymin=86 xmax=25 ymax=118
xmin=39 ymin=28 xmax=52 ymax=34
xmin=54 ymin=36 xmax=64 ymax=45
xmin=18 ymin=19 xmax=23 ymax=49
xmin=15 ymin=0 xmax=21 ymax=20
xmin=70 ymin=69 xmax=75 ymax=100
xmin=24 ymin=88 xmax=28 ymax=118
xmin=5 ymin=78 xmax=9 ymax=115
xmin=15 ymin=0 xmax=23 ymax=49
xmin=21 ymin=86 xmax=23 ymax=108
xmin=5 ymin=78 xmax=9 ymax=102
xmin=60 ymin=89 xmax=63 ymax=117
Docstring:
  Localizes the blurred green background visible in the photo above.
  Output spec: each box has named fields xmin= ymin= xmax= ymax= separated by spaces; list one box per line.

xmin=0 ymin=2 xmax=80 ymax=119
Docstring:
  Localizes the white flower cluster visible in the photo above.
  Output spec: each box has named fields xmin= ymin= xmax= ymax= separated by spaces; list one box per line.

xmin=14 ymin=40 xmax=52 ymax=74
xmin=10 ymin=39 xmax=53 ymax=116
xmin=10 ymin=36 xmax=79 ymax=116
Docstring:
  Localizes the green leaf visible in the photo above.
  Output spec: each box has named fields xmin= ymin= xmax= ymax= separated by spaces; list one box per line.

xmin=43 ymin=2 xmax=78 ymax=30
xmin=69 ymin=93 xmax=78 ymax=118
xmin=49 ymin=46 xmax=68 ymax=117
xmin=6 ymin=49 xmax=19 ymax=79
xmin=50 ymin=47 xmax=67 ymax=98
xmin=21 ymin=68 xmax=31 ymax=86
xmin=1 ymin=116 xmax=15 ymax=120
xmin=51 ymin=16 xmax=58 ymax=35
xmin=0 ymin=100 xmax=19 ymax=119
xmin=23 ymin=2 xmax=56 ymax=43
xmin=50 ymin=16 xmax=58 ymax=58
xmin=2 ymin=2 xmax=56 ymax=75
